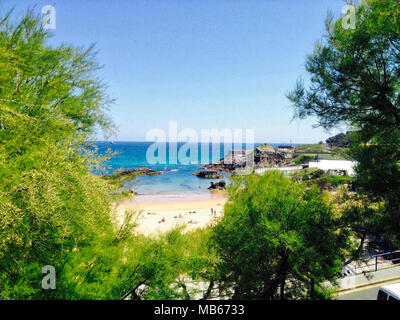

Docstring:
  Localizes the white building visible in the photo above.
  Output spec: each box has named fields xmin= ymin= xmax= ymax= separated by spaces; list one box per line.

xmin=255 ymin=166 xmax=303 ymax=175
xmin=308 ymin=159 xmax=357 ymax=177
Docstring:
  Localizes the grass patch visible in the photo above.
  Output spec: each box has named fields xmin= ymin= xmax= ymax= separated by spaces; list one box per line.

xmin=295 ymin=144 xmax=328 ymax=153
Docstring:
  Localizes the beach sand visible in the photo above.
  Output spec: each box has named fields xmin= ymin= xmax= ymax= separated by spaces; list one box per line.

xmin=115 ymin=193 xmax=227 ymax=236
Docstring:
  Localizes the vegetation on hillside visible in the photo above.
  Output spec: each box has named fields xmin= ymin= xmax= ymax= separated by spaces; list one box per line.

xmin=294 ymin=154 xmax=318 ymax=165
xmin=295 ymin=144 xmax=329 ymax=154
xmin=291 ymin=169 xmax=353 ymax=192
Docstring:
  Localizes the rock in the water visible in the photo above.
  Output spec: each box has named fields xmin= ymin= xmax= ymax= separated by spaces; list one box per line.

xmin=192 ymin=170 xmax=222 ymax=179
xmin=208 ymin=180 xmax=226 ymax=190
xmin=119 ymin=168 xmax=162 ymax=176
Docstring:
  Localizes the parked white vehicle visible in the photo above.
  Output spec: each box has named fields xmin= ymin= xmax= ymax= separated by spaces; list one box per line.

xmin=377 ymin=283 xmax=400 ymax=300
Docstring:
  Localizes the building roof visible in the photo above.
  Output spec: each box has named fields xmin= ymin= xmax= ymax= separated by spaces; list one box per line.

xmin=308 ymin=159 xmax=357 ymax=176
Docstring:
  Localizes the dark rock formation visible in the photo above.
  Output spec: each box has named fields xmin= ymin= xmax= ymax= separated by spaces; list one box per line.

xmin=208 ymin=180 xmax=226 ymax=190
xmin=194 ymin=147 xmax=297 ymax=179
xmin=192 ymin=170 xmax=222 ymax=179
xmin=119 ymin=168 xmax=162 ymax=176
xmin=104 ymin=168 xmax=163 ymax=183
xmin=254 ymin=149 xmax=288 ymax=167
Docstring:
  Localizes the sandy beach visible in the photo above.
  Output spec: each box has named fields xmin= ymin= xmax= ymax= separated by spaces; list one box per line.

xmin=115 ymin=193 xmax=227 ymax=236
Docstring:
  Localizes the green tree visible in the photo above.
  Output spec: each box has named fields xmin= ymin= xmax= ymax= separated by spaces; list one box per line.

xmin=58 ymin=223 xmax=216 ymax=300
xmin=288 ymin=0 xmax=400 ymax=136
xmin=0 ymin=8 xmax=218 ymax=300
xmin=0 ymin=7 xmax=119 ymax=298
xmin=326 ymin=132 xmax=351 ymax=148
xmin=287 ymin=0 xmax=400 ymax=245
xmin=210 ymin=171 xmax=350 ymax=300
xmin=349 ymin=135 xmax=400 ymax=246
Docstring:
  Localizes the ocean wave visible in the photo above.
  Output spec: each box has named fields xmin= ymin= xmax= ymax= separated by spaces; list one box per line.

xmin=161 ymin=169 xmax=179 ymax=173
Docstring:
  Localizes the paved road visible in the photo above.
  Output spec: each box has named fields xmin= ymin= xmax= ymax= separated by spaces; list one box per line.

xmin=336 ymin=279 xmax=400 ymax=300
xmin=336 ymin=287 xmax=379 ymax=300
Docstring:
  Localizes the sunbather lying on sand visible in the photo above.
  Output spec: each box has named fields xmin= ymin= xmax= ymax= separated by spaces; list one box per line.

xmin=158 ymin=217 xmax=166 ymax=223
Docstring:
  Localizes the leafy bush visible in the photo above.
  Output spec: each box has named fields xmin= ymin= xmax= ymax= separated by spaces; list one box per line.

xmin=294 ymin=154 xmax=318 ymax=165
xmin=210 ymin=171 xmax=350 ymax=299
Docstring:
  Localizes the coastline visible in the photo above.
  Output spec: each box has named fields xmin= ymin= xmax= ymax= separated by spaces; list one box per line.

xmin=122 ymin=191 xmax=226 ymax=203
xmin=115 ymin=192 xmax=227 ymax=236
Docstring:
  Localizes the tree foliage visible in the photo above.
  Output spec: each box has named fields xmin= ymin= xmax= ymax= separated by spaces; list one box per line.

xmin=0 ymin=8 xmax=118 ymax=299
xmin=210 ymin=172 xmax=351 ymax=300
xmin=288 ymin=0 xmax=400 ymax=136
xmin=0 ymin=9 xmax=216 ymax=300
xmin=288 ymin=0 xmax=400 ymax=245
xmin=326 ymin=132 xmax=351 ymax=148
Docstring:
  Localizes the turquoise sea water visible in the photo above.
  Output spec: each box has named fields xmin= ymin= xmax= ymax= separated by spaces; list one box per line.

xmin=95 ymin=141 xmax=296 ymax=195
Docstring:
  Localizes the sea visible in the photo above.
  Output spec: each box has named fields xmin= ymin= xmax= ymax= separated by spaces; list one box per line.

xmin=94 ymin=141 xmax=298 ymax=198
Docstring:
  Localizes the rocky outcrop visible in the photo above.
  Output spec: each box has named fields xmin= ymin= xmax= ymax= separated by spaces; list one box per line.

xmin=208 ymin=180 xmax=226 ymax=190
xmin=192 ymin=170 xmax=222 ymax=179
xmin=102 ymin=168 xmax=164 ymax=200
xmin=104 ymin=168 xmax=163 ymax=184
xmin=254 ymin=149 xmax=289 ymax=167
xmin=194 ymin=147 xmax=297 ymax=179
xmin=119 ymin=168 xmax=163 ymax=176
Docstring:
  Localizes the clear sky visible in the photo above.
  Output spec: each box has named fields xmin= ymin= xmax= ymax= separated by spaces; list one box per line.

xmin=3 ymin=0 xmax=348 ymax=143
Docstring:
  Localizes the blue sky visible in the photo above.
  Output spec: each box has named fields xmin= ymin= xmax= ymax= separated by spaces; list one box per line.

xmin=3 ymin=0 xmax=348 ymax=143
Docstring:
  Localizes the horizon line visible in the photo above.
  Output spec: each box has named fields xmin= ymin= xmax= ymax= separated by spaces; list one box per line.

xmin=93 ymin=140 xmax=311 ymax=145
